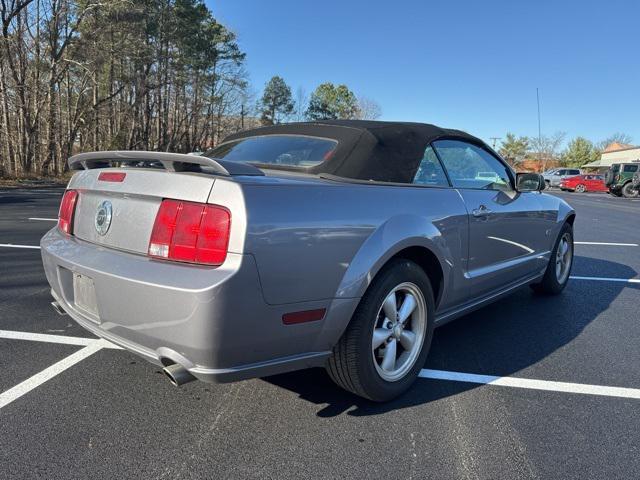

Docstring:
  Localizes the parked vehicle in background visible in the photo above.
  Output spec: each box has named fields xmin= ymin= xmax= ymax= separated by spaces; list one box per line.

xmin=605 ymin=162 xmax=640 ymax=198
xmin=40 ymin=120 xmax=576 ymax=402
xmin=632 ymin=172 xmax=640 ymax=192
xmin=559 ymin=174 xmax=607 ymax=193
xmin=542 ymin=168 xmax=560 ymax=186
xmin=548 ymin=168 xmax=582 ymax=188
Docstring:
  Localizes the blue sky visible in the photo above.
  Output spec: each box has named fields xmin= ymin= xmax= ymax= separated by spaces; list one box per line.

xmin=210 ymin=0 xmax=639 ymax=146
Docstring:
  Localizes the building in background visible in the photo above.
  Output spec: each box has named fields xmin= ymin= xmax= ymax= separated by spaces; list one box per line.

xmin=582 ymin=143 xmax=640 ymax=171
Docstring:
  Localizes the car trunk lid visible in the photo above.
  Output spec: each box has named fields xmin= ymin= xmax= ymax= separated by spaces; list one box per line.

xmin=69 ymin=168 xmax=218 ymax=255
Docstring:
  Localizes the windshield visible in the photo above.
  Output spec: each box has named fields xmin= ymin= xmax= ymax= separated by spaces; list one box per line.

xmin=205 ymin=135 xmax=337 ymax=169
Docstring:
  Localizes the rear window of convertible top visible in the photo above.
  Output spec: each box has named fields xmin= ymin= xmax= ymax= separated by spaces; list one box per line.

xmin=205 ymin=135 xmax=337 ymax=169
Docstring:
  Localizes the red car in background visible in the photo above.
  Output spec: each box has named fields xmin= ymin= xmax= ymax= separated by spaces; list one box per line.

xmin=559 ymin=174 xmax=607 ymax=193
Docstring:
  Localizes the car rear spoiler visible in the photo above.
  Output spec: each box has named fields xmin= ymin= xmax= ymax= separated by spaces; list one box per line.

xmin=68 ymin=151 xmax=264 ymax=176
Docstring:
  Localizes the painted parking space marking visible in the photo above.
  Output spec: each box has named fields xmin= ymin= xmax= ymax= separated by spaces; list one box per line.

xmin=570 ymin=276 xmax=640 ymax=284
xmin=0 ymin=340 xmax=108 ymax=409
xmin=0 ymin=329 xmax=121 ymax=349
xmin=2 ymin=329 xmax=639 ymax=411
xmin=575 ymin=241 xmax=639 ymax=247
xmin=419 ymin=369 xmax=640 ymax=400
xmin=0 ymin=243 xmax=40 ymax=249
xmin=28 ymin=217 xmax=57 ymax=222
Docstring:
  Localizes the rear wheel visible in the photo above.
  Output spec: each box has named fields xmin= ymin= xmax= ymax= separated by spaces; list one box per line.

xmin=575 ymin=184 xmax=586 ymax=193
xmin=531 ymin=223 xmax=574 ymax=295
xmin=326 ymin=259 xmax=434 ymax=402
xmin=622 ymin=182 xmax=639 ymax=198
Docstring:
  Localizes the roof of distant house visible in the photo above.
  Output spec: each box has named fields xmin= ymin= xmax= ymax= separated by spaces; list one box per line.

xmin=603 ymin=142 xmax=636 ymax=153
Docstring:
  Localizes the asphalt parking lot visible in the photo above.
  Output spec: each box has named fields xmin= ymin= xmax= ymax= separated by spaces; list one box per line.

xmin=1 ymin=187 xmax=639 ymax=479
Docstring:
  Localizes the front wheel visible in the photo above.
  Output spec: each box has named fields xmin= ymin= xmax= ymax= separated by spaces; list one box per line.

xmin=326 ymin=259 xmax=434 ymax=402
xmin=530 ymin=223 xmax=574 ymax=295
xmin=575 ymin=184 xmax=586 ymax=193
xmin=622 ymin=182 xmax=639 ymax=198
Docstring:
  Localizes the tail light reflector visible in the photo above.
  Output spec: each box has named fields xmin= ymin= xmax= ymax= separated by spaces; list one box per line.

xmin=58 ymin=190 xmax=79 ymax=235
xmin=148 ymin=200 xmax=231 ymax=266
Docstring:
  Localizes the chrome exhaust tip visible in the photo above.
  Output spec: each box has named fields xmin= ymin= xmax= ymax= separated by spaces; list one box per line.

xmin=162 ymin=364 xmax=196 ymax=387
xmin=51 ymin=301 xmax=66 ymax=316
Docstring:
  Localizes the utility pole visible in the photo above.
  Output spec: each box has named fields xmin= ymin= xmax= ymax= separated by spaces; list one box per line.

xmin=537 ymin=88 xmax=543 ymax=172
xmin=489 ymin=137 xmax=501 ymax=149
xmin=240 ymin=104 xmax=245 ymax=130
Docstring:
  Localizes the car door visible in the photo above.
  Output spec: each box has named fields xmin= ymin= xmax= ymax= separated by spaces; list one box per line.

xmin=432 ymin=140 xmax=552 ymax=298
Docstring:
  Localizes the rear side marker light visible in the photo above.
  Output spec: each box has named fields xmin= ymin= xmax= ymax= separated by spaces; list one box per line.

xmin=58 ymin=190 xmax=79 ymax=235
xmin=148 ymin=199 xmax=231 ymax=266
xmin=282 ymin=309 xmax=326 ymax=325
xmin=98 ymin=172 xmax=126 ymax=182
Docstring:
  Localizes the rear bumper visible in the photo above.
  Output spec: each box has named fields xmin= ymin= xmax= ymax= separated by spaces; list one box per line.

xmin=40 ymin=228 xmax=355 ymax=382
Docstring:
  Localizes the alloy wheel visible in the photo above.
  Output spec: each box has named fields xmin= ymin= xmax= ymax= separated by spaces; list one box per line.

xmin=371 ymin=282 xmax=427 ymax=382
xmin=555 ymin=233 xmax=573 ymax=284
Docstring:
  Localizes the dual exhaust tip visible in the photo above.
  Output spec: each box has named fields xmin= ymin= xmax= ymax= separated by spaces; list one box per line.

xmin=162 ymin=363 xmax=196 ymax=387
xmin=51 ymin=301 xmax=195 ymax=387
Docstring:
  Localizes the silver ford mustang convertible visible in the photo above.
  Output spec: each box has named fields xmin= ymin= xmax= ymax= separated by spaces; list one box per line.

xmin=41 ymin=120 xmax=575 ymax=401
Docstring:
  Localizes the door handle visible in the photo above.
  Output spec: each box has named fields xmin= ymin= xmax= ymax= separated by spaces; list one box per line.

xmin=472 ymin=205 xmax=492 ymax=217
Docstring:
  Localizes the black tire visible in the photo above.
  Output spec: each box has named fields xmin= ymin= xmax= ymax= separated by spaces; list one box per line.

xmin=530 ymin=222 xmax=574 ymax=295
xmin=621 ymin=182 xmax=639 ymax=198
xmin=604 ymin=170 xmax=615 ymax=186
xmin=326 ymin=259 xmax=435 ymax=402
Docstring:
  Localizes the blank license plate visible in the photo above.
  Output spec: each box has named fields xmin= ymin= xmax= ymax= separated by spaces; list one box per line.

xmin=73 ymin=273 xmax=99 ymax=320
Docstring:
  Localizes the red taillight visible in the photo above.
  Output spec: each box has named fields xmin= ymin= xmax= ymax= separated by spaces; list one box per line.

xmin=148 ymin=200 xmax=231 ymax=266
xmin=98 ymin=172 xmax=126 ymax=182
xmin=58 ymin=190 xmax=78 ymax=235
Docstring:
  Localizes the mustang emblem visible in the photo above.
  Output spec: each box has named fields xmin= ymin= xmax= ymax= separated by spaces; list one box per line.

xmin=94 ymin=200 xmax=113 ymax=236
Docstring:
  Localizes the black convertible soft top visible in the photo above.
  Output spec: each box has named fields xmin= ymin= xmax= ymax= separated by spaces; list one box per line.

xmin=221 ymin=120 xmax=489 ymax=183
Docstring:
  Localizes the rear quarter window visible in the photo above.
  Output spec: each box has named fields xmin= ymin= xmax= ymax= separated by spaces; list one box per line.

xmin=205 ymin=135 xmax=337 ymax=169
xmin=623 ymin=165 xmax=639 ymax=173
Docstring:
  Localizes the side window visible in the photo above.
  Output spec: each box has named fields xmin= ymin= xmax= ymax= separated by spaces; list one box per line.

xmin=432 ymin=140 xmax=513 ymax=191
xmin=570 ymin=169 xmax=581 ymax=175
xmin=413 ymin=145 xmax=449 ymax=187
xmin=623 ymin=164 xmax=638 ymax=173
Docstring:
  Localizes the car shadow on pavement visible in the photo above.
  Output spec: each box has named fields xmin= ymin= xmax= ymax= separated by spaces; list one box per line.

xmin=263 ymin=256 xmax=638 ymax=417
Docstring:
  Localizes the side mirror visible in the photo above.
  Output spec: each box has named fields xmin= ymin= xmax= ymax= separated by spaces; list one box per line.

xmin=516 ymin=173 xmax=545 ymax=192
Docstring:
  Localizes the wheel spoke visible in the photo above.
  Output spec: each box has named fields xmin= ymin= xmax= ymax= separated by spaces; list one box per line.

xmin=382 ymin=292 xmax=397 ymax=321
xmin=380 ymin=339 xmax=397 ymax=372
xmin=397 ymin=293 xmax=417 ymax=324
xmin=399 ymin=330 xmax=416 ymax=351
xmin=561 ymin=241 xmax=569 ymax=256
xmin=372 ymin=327 xmax=392 ymax=349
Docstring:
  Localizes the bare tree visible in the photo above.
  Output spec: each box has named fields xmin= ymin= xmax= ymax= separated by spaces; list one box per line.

xmin=0 ymin=0 xmax=250 ymax=177
xmin=355 ymin=95 xmax=382 ymax=120
xmin=529 ymin=131 xmax=566 ymax=171
xmin=292 ymin=86 xmax=308 ymax=122
xmin=596 ymin=132 xmax=633 ymax=151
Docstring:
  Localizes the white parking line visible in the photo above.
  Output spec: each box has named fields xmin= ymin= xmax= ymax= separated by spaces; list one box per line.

xmin=28 ymin=217 xmax=57 ymax=222
xmin=575 ymin=241 xmax=638 ymax=247
xmin=0 ymin=329 xmax=121 ymax=349
xmin=570 ymin=276 xmax=640 ymax=284
xmin=0 ymin=243 xmax=40 ymax=249
xmin=419 ymin=369 xmax=640 ymax=400
xmin=0 ymin=340 xmax=107 ymax=409
xmin=2 ymin=329 xmax=640 ymax=408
